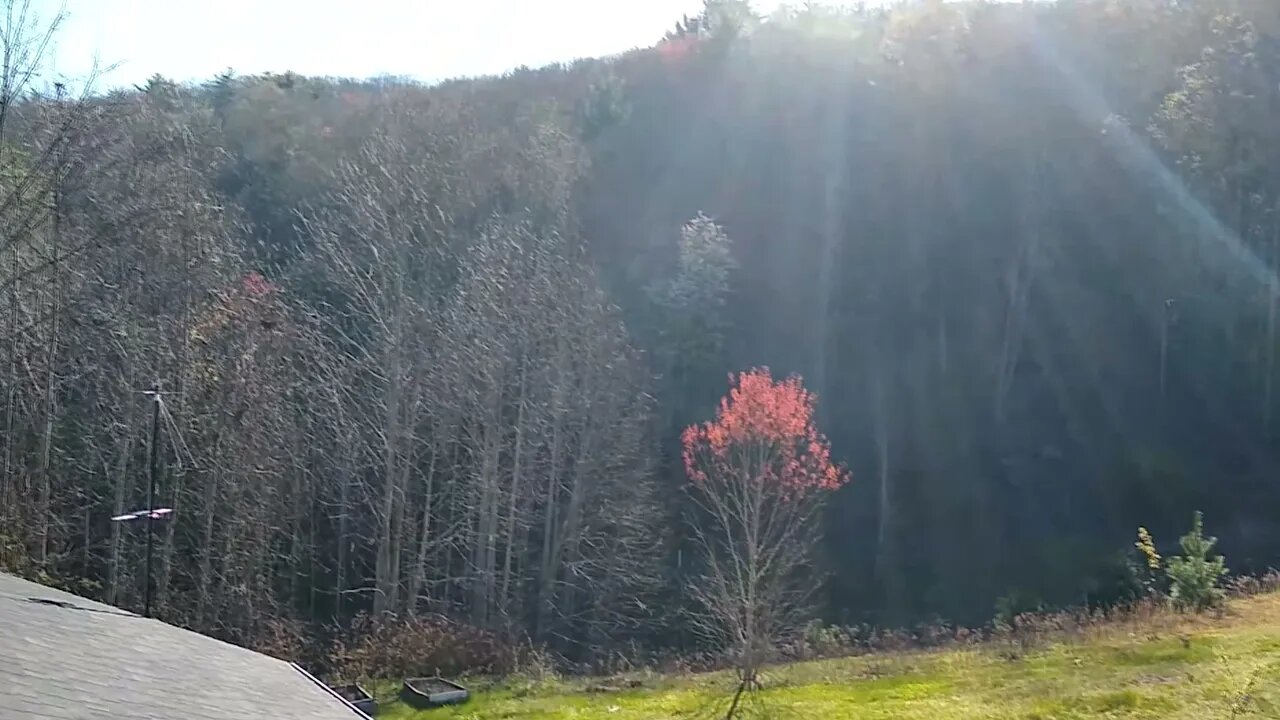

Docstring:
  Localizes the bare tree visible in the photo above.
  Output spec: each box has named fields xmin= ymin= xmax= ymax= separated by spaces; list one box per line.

xmin=300 ymin=128 xmax=454 ymax=614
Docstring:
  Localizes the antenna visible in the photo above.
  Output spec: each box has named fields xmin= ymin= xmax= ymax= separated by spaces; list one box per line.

xmin=111 ymin=508 xmax=172 ymax=522
xmin=110 ymin=382 xmax=171 ymax=619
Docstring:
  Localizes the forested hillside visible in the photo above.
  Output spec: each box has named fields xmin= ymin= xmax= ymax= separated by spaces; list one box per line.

xmin=3 ymin=0 xmax=1280 ymax=666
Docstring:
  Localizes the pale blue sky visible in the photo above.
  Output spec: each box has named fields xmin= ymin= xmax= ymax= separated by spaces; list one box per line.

xmin=39 ymin=0 xmax=791 ymax=89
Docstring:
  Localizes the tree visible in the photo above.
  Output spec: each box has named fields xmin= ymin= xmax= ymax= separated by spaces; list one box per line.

xmin=682 ymin=368 xmax=847 ymax=715
xmin=1152 ymin=13 xmax=1280 ymax=432
xmin=9 ymin=0 xmax=1280 ymax=670
xmin=700 ymin=0 xmax=756 ymax=42
xmin=665 ymin=1 xmax=755 ymax=42
xmin=647 ymin=213 xmax=736 ymax=446
xmin=1166 ymin=511 xmax=1228 ymax=612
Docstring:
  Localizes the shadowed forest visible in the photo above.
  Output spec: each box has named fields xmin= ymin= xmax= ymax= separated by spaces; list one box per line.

xmin=3 ymin=0 xmax=1280 ymax=670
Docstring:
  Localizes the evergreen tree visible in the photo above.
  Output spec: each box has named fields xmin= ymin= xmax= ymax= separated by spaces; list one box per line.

xmin=1166 ymin=512 xmax=1229 ymax=611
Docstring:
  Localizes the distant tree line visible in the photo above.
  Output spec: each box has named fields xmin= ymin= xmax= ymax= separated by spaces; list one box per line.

xmin=3 ymin=0 xmax=1280 ymax=667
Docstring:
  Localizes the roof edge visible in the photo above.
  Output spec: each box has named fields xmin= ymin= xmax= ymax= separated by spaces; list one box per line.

xmin=290 ymin=661 xmax=373 ymax=719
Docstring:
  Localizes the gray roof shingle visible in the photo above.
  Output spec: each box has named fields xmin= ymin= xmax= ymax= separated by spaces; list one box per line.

xmin=0 ymin=573 xmax=366 ymax=719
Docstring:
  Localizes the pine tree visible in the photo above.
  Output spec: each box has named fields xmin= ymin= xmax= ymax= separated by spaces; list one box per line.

xmin=1166 ymin=512 xmax=1229 ymax=611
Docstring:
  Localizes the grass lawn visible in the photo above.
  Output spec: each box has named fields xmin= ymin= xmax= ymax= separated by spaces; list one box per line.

xmin=373 ymin=592 xmax=1280 ymax=719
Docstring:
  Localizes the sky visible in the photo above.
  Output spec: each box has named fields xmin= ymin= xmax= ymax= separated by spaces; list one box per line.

xmin=38 ymin=0 xmax=790 ymax=90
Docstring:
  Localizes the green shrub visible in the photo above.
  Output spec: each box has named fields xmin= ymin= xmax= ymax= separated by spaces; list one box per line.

xmin=994 ymin=590 xmax=1043 ymax=628
xmin=1165 ymin=511 xmax=1228 ymax=612
xmin=1086 ymin=549 xmax=1148 ymax=608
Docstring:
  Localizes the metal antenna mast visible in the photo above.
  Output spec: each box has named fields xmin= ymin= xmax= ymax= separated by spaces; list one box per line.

xmin=144 ymin=382 xmax=160 ymax=618
xmin=111 ymin=383 xmax=172 ymax=619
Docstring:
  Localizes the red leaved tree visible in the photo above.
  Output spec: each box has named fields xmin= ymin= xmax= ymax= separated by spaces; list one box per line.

xmin=682 ymin=368 xmax=848 ymax=710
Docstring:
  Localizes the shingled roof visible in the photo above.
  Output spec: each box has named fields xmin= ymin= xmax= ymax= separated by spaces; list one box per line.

xmin=0 ymin=572 xmax=367 ymax=720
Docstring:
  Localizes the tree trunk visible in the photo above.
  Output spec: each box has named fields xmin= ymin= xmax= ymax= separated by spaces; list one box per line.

xmin=995 ymin=236 xmax=1033 ymax=423
xmin=375 ymin=340 xmax=403 ymax=615
xmin=390 ymin=444 xmax=412 ymax=611
xmin=871 ymin=370 xmax=898 ymax=615
xmin=1265 ymin=217 xmax=1278 ymax=433
xmin=408 ymin=440 xmax=440 ymax=613
xmin=335 ymin=442 xmax=352 ymax=620
xmin=157 ymin=457 xmax=182 ymax=614
xmin=498 ymin=364 xmax=528 ymax=624
xmin=107 ymin=432 xmax=134 ymax=605
xmin=1 ymin=265 xmax=14 ymax=532
xmin=471 ymin=421 xmax=501 ymax=626
xmin=36 ymin=170 xmax=62 ymax=569
xmin=195 ymin=464 xmax=221 ymax=627
xmin=536 ymin=401 xmax=565 ymax=640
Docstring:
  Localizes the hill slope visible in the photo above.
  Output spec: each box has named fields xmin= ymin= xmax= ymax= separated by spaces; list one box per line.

xmin=382 ymin=593 xmax=1280 ymax=719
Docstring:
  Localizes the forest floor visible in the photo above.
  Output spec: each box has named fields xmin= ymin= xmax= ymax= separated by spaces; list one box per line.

xmin=374 ymin=592 xmax=1280 ymax=719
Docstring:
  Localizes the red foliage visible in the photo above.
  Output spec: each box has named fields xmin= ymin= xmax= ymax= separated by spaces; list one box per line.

xmin=657 ymin=35 xmax=700 ymax=65
xmin=682 ymin=368 xmax=848 ymax=495
xmin=241 ymin=272 xmax=278 ymax=299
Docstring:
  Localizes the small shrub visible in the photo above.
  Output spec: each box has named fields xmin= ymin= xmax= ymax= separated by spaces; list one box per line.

xmin=1086 ymin=550 xmax=1147 ymax=609
xmin=1165 ymin=511 xmax=1228 ymax=612
xmin=871 ymin=626 xmax=914 ymax=653
xmin=1226 ymin=574 xmax=1262 ymax=597
xmin=1004 ymin=611 xmax=1072 ymax=654
xmin=329 ymin=612 xmax=521 ymax=683
xmin=249 ymin=615 xmax=315 ymax=664
xmin=1135 ymin=527 xmax=1161 ymax=572
xmin=1227 ymin=569 xmax=1280 ymax=598
xmin=1131 ymin=527 xmax=1166 ymax=598
xmin=1263 ymin=569 xmax=1280 ymax=594
xmin=994 ymin=590 xmax=1043 ymax=629
xmin=913 ymin=618 xmax=957 ymax=647
xmin=513 ymin=644 xmax=561 ymax=682
xmin=797 ymin=621 xmax=857 ymax=659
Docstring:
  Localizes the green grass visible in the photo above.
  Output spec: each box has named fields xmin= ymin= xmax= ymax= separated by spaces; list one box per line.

xmin=371 ymin=593 xmax=1280 ymax=719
